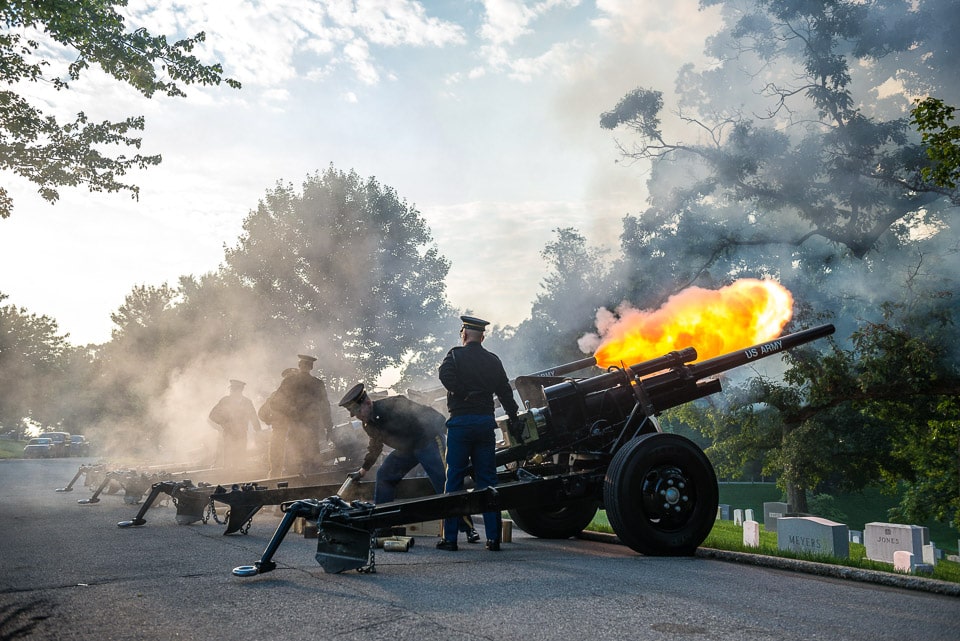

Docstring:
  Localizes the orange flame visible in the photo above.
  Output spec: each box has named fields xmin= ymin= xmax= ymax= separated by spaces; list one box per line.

xmin=588 ymin=279 xmax=794 ymax=368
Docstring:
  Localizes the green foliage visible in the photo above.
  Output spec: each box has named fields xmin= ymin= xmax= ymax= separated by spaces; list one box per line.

xmin=0 ymin=292 xmax=72 ymax=434
xmin=499 ymin=228 xmax=610 ymax=374
xmin=912 ymin=97 xmax=960 ymax=189
xmin=223 ymin=166 xmax=454 ymax=389
xmin=0 ymin=0 xmax=240 ymax=218
xmin=587 ymin=516 xmax=960 ymax=583
xmin=0 ymin=438 xmax=27 ymax=458
xmin=596 ymin=0 xmax=960 ymax=525
xmin=807 ymin=493 xmax=848 ymax=524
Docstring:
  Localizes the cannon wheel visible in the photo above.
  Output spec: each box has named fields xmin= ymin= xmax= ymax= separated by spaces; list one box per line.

xmin=604 ymin=433 xmax=717 ymax=556
xmin=508 ymin=498 xmax=599 ymax=539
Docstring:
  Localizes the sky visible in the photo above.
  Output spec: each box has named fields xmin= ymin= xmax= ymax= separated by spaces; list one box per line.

xmin=0 ymin=0 xmax=724 ymax=346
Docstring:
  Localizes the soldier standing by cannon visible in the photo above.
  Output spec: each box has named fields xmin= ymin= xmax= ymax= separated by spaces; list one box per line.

xmin=208 ymin=379 xmax=262 ymax=470
xmin=266 ymin=354 xmax=333 ymax=475
xmin=258 ymin=367 xmax=298 ymax=477
xmin=437 ymin=315 xmax=520 ymax=552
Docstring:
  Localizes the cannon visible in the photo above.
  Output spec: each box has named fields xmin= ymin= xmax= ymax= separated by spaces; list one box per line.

xmin=115 ymin=422 xmax=386 ymax=532
xmin=56 ymin=463 xmax=107 ymax=493
xmin=234 ymin=323 xmax=835 ymax=576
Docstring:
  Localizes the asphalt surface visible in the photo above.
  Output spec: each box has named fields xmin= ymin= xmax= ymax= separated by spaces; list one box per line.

xmin=2 ymin=457 xmax=959 ymax=641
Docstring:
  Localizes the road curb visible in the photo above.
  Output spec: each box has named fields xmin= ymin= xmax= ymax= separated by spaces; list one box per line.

xmin=577 ymin=531 xmax=960 ymax=597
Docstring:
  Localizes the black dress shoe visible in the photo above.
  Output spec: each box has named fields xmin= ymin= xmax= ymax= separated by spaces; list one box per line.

xmin=485 ymin=539 xmax=501 ymax=551
xmin=436 ymin=540 xmax=459 ymax=551
xmin=466 ymin=529 xmax=481 ymax=543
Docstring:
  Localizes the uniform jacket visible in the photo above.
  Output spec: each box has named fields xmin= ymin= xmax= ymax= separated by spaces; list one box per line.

xmin=438 ymin=342 xmax=519 ymax=419
xmin=268 ymin=371 xmax=333 ymax=431
xmin=360 ymin=396 xmax=446 ymax=471
xmin=209 ymin=394 xmax=260 ymax=436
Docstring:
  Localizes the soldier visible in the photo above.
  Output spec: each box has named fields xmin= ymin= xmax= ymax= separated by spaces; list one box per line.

xmin=267 ymin=354 xmax=333 ymax=474
xmin=338 ymin=383 xmax=480 ymax=542
xmin=208 ymin=379 xmax=262 ymax=470
xmin=436 ymin=315 xmax=520 ymax=552
xmin=258 ymin=367 xmax=298 ymax=477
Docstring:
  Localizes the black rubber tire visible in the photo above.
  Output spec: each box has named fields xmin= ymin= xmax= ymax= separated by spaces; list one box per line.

xmin=604 ymin=433 xmax=718 ymax=556
xmin=508 ymin=498 xmax=600 ymax=539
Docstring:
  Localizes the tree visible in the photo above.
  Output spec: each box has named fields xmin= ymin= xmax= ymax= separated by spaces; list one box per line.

xmin=224 ymin=166 xmax=454 ymax=389
xmin=501 ymin=227 xmax=611 ymax=375
xmin=0 ymin=292 xmax=71 ymax=435
xmin=599 ymin=0 xmax=960 ymax=517
xmin=912 ymin=97 xmax=960 ymax=189
xmin=601 ymin=0 xmax=958 ymax=277
xmin=0 ymin=0 xmax=240 ymax=218
xmin=109 ymin=283 xmax=178 ymax=341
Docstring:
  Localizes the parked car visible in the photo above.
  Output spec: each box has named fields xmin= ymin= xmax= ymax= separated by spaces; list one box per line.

xmin=69 ymin=434 xmax=91 ymax=456
xmin=40 ymin=432 xmax=71 ymax=457
xmin=23 ymin=437 xmax=54 ymax=458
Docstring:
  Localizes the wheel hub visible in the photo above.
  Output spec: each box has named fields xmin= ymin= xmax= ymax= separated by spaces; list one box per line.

xmin=641 ymin=466 xmax=694 ymax=522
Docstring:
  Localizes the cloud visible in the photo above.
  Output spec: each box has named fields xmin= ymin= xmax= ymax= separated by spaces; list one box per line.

xmin=506 ymin=40 xmax=584 ymax=82
xmin=479 ymin=0 xmax=581 ymax=46
xmin=124 ymin=0 xmax=466 ymax=89
xmin=421 ymin=198 xmax=624 ymax=326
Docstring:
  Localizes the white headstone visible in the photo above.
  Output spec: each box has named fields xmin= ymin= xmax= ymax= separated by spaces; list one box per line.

xmin=734 ymin=509 xmax=744 ymax=526
xmin=864 ymin=522 xmax=925 ymax=564
xmin=777 ymin=516 xmax=849 ymax=559
xmin=923 ymin=543 xmax=938 ymax=566
xmin=893 ymin=550 xmax=914 ymax=573
xmin=763 ymin=502 xmax=790 ymax=532
xmin=743 ymin=520 xmax=760 ymax=548
xmin=745 ymin=508 xmax=755 ymax=522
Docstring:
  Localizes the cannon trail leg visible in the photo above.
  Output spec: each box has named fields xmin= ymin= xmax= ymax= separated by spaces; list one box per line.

xmin=223 ymin=504 xmax=262 ymax=535
xmin=78 ymin=473 xmax=115 ymax=504
xmin=174 ymin=489 xmax=211 ymax=525
xmin=233 ymin=500 xmax=321 ymax=577
xmin=56 ymin=465 xmax=87 ymax=492
xmin=117 ymin=481 xmax=180 ymax=527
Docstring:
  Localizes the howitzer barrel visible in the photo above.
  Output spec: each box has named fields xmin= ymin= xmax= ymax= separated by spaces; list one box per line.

xmin=547 ymin=347 xmax=698 ymax=400
xmin=539 ymin=323 xmax=836 ymax=442
xmin=686 ymin=323 xmax=835 ymax=380
xmin=524 ymin=356 xmax=598 ymax=378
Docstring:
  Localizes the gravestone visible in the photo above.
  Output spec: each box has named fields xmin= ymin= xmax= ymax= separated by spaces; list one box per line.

xmin=763 ymin=501 xmax=790 ymax=532
xmin=718 ymin=504 xmax=731 ymax=520
xmin=734 ymin=509 xmax=743 ymax=526
xmin=777 ymin=516 xmax=849 ymax=559
xmin=864 ymin=522 xmax=926 ymax=563
xmin=743 ymin=520 xmax=760 ymax=548
xmin=849 ymin=530 xmax=862 ymax=545
xmin=923 ymin=543 xmax=939 ymax=566
xmin=745 ymin=508 xmax=755 ymax=522
xmin=893 ymin=550 xmax=914 ymax=573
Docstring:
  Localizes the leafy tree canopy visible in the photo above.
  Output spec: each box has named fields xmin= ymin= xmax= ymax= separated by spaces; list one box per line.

xmin=912 ymin=97 xmax=960 ymax=189
xmin=596 ymin=0 xmax=960 ymax=520
xmin=0 ymin=0 xmax=240 ymax=218
xmin=224 ymin=166 xmax=455 ymax=389
xmin=0 ymin=292 xmax=71 ymax=434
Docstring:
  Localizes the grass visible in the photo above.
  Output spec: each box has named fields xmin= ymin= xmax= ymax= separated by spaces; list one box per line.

xmin=586 ymin=512 xmax=960 ymax=584
xmin=0 ymin=438 xmax=26 ymax=459
xmin=715 ymin=482 xmax=959 ymax=555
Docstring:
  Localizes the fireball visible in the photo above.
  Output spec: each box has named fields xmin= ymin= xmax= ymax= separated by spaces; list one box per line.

xmin=590 ymin=279 xmax=794 ymax=368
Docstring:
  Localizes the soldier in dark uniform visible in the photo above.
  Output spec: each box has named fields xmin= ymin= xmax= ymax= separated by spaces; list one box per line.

xmin=436 ymin=315 xmax=520 ymax=551
xmin=267 ymin=354 xmax=333 ymax=474
xmin=208 ymin=379 xmax=262 ymax=470
xmin=258 ymin=367 xmax=298 ymax=477
xmin=338 ymin=383 xmax=480 ymax=542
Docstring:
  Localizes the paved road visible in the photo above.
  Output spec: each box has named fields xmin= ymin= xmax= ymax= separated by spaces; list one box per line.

xmin=2 ymin=458 xmax=958 ymax=641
